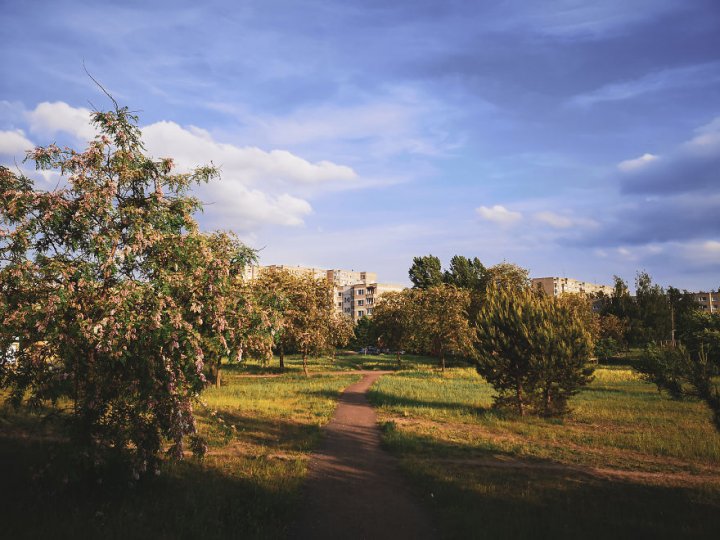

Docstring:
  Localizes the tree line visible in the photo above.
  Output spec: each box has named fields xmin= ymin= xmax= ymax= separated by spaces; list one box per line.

xmin=596 ymin=272 xmax=720 ymax=429
xmin=366 ymin=255 xmax=594 ymax=416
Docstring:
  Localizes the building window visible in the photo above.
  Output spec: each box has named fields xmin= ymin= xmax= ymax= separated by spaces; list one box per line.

xmin=338 ymin=292 xmax=343 ymax=297
xmin=337 ymin=302 xmax=342 ymax=307
xmin=367 ymin=298 xmax=373 ymax=305
xmin=357 ymin=300 xmax=364 ymax=306
xmin=367 ymin=308 xmax=373 ymax=315
xmin=356 ymin=289 xmax=364 ymax=295
xmin=358 ymin=310 xmax=364 ymax=317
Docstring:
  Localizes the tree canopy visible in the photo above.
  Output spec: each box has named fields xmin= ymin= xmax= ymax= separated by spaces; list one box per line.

xmin=408 ymin=255 xmax=443 ymax=289
xmin=0 ymin=105 xmax=254 ymax=475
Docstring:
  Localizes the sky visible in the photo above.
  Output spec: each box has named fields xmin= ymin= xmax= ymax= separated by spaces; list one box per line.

xmin=1 ymin=0 xmax=719 ymax=290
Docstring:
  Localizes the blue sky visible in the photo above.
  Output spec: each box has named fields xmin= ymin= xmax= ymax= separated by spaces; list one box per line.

xmin=1 ymin=0 xmax=719 ymax=290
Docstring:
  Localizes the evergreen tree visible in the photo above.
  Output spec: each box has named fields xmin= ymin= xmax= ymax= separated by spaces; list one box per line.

xmin=475 ymin=285 xmax=594 ymax=416
xmin=408 ymin=255 xmax=443 ymax=289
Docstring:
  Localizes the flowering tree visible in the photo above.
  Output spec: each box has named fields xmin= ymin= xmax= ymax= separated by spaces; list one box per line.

xmin=252 ymin=269 xmax=336 ymax=373
xmin=0 ymin=105 xmax=253 ymax=475
xmin=325 ymin=312 xmax=355 ymax=361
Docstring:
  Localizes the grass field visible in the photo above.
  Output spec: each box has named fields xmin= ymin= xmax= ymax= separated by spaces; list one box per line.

xmin=3 ymin=354 xmax=720 ymax=538
xmin=0 ymin=361 xmax=360 ymax=539
xmin=369 ymin=364 xmax=720 ymax=538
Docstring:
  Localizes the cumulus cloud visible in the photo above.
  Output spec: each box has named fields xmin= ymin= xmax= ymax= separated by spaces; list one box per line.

xmin=0 ymin=129 xmax=34 ymax=156
xmin=142 ymin=121 xmax=356 ymax=187
xmin=195 ymin=183 xmax=312 ymax=230
xmin=476 ymin=205 xmax=522 ymax=225
xmin=7 ymin=101 xmax=360 ymax=233
xmin=26 ymin=101 xmax=98 ymax=141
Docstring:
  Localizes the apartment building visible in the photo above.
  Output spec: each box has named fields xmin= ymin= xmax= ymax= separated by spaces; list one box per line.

xmin=694 ymin=291 xmax=719 ymax=313
xmin=337 ymin=282 xmax=404 ymax=322
xmin=532 ymin=276 xmax=613 ymax=297
xmin=326 ymin=269 xmax=377 ymax=287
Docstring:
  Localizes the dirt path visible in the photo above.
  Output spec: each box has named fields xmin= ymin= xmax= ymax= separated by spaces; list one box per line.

xmin=291 ymin=371 xmax=436 ymax=540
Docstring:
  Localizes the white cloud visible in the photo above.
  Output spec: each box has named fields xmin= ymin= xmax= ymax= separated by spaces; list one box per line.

xmin=617 ymin=153 xmax=658 ymax=172
xmin=476 ymin=205 xmax=522 ymax=225
xmin=0 ymin=129 xmax=34 ymax=156
xmin=534 ymin=211 xmax=573 ymax=228
xmin=142 ymin=120 xmax=356 ymax=187
xmin=26 ymin=101 xmax=98 ymax=141
xmin=12 ymin=101 xmax=360 ymax=233
xmin=196 ymin=182 xmax=312 ymax=230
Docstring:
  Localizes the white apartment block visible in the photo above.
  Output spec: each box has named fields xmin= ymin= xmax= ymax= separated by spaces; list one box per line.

xmin=336 ymin=282 xmax=404 ymax=322
xmin=532 ymin=276 xmax=614 ymax=297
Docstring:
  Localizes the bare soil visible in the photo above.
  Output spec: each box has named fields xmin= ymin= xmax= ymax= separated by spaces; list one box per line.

xmin=291 ymin=371 xmax=437 ymax=540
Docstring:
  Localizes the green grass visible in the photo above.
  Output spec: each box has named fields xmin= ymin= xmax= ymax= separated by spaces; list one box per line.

xmin=0 ymin=371 xmax=360 ymax=539
xmin=370 ymin=365 xmax=720 ymax=538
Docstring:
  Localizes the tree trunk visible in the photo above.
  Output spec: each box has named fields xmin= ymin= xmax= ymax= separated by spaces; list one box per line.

xmin=516 ymin=379 xmax=525 ymax=417
xmin=302 ymin=350 xmax=308 ymax=377
xmin=279 ymin=343 xmax=285 ymax=370
xmin=440 ymin=353 xmax=445 ymax=372
xmin=396 ymin=351 xmax=402 ymax=368
xmin=215 ymin=360 xmax=221 ymax=389
xmin=543 ymin=381 xmax=553 ymax=416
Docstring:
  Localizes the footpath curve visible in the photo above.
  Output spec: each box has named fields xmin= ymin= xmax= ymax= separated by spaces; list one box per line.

xmin=292 ymin=371 xmax=436 ymax=540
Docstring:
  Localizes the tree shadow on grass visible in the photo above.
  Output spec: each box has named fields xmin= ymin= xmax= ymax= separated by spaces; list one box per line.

xmin=383 ymin=430 xmax=720 ymax=539
xmin=212 ymin=410 xmax=322 ymax=452
xmin=0 ymin=432 xmax=297 ymax=540
xmin=367 ymin=388 xmax=497 ymax=418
